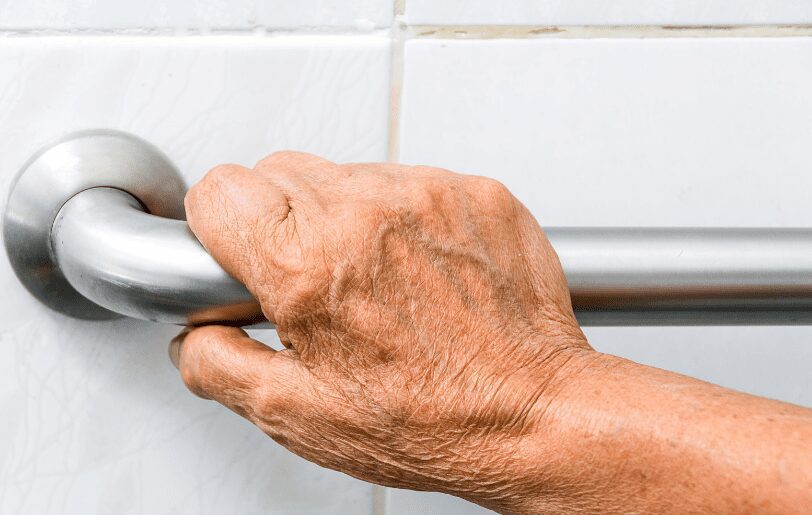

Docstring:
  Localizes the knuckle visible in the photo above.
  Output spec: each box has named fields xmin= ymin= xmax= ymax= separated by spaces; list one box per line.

xmin=406 ymin=174 xmax=441 ymax=199
xmin=400 ymin=175 xmax=457 ymax=216
xmin=205 ymin=164 xmax=247 ymax=188
xmin=188 ymin=164 xmax=244 ymax=205
xmin=411 ymin=164 xmax=453 ymax=178
xmin=207 ymin=163 xmax=246 ymax=181
xmin=468 ymin=176 xmax=514 ymax=207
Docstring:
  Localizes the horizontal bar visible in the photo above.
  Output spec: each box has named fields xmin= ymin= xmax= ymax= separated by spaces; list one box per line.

xmin=550 ymin=227 xmax=812 ymax=325
xmin=52 ymin=188 xmax=812 ymax=326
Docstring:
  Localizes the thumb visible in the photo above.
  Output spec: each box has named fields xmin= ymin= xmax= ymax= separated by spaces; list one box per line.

xmin=169 ymin=325 xmax=306 ymax=422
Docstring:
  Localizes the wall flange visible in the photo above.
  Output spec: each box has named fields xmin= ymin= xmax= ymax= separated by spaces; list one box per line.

xmin=3 ymin=129 xmax=187 ymax=320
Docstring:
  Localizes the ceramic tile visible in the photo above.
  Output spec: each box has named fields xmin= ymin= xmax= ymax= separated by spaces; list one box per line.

xmin=0 ymin=35 xmax=389 ymax=514
xmin=394 ymin=36 xmax=812 ymax=512
xmin=386 ymin=490 xmax=494 ymax=515
xmin=0 ymin=0 xmax=393 ymax=30
xmin=401 ymin=38 xmax=812 ymax=229
xmin=406 ymin=0 xmax=812 ymax=26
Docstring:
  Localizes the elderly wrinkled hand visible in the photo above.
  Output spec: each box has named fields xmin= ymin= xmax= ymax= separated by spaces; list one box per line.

xmin=172 ymin=152 xmax=590 ymax=504
xmin=171 ymin=152 xmax=812 ymax=514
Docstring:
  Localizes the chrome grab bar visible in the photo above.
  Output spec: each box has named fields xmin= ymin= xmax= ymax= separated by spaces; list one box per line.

xmin=549 ymin=227 xmax=812 ymax=325
xmin=51 ymin=190 xmax=812 ymax=326
xmin=6 ymin=130 xmax=812 ymax=326
xmin=52 ymin=187 xmax=263 ymax=325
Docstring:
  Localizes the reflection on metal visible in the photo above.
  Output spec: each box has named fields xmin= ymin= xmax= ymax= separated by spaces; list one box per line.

xmin=548 ymin=227 xmax=812 ymax=325
xmin=5 ymin=130 xmax=812 ymax=326
xmin=3 ymin=129 xmax=262 ymax=325
xmin=53 ymin=188 xmax=263 ymax=325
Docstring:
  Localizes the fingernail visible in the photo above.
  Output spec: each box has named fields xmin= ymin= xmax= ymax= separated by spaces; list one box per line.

xmin=169 ymin=327 xmax=191 ymax=370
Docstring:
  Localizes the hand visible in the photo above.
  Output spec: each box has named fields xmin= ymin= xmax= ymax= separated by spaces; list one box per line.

xmin=174 ymin=152 xmax=593 ymax=510
xmin=173 ymin=152 xmax=812 ymax=514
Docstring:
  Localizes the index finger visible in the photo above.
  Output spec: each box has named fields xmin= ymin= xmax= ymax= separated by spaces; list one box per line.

xmin=185 ymin=164 xmax=290 ymax=301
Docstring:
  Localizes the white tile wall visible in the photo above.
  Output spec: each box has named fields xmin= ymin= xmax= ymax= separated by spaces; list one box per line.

xmin=406 ymin=1 xmax=812 ymax=26
xmin=0 ymin=36 xmax=390 ymax=514
xmin=400 ymin=38 xmax=812 ymax=229
xmin=0 ymin=0 xmax=393 ymax=30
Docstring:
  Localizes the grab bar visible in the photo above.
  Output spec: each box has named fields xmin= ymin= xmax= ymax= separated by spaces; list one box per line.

xmin=6 ymin=130 xmax=812 ymax=326
xmin=52 ymin=187 xmax=263 ymax=325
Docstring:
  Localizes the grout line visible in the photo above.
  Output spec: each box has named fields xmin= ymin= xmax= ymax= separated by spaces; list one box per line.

xmin=0 ymin=26 xmax=390 ymax=37
xmin=407 ymin=24 xmax=812 ymax=39
xmin=372 ymin=483 xmax=388 ymax=515
xmin=385 ymin=13 xmax=407 ymax=164
xmin=3 ymin=23 xmax=810 ymax=39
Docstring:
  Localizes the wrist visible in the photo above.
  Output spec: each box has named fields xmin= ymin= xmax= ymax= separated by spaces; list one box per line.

xmin=449 ymin=340 xmax=604 ymax=513
xmin=458 ymin=350 xmax=628 ymax=513
xmin=448 ymin=331 xmax=812 ymax=514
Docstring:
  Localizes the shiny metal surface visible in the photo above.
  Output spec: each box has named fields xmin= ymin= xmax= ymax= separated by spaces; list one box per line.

xmin=46 ymin=188 xmax=812 ymax=325
xmin=3 ymin=130 xmax=187 ymax=320
xmin=547 ymin=228 xmax=812 ymax=325
xmin=52 ymin=188 xmax=263 ymax=325
xmin=6 ymin=130 xmax=812 ymax=326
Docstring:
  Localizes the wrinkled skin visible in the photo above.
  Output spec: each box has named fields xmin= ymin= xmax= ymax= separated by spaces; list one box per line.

xmin=175 ymin=152 xmax=812 ymax=514
xmin=178 ymin=152 xmax=591 ymax=508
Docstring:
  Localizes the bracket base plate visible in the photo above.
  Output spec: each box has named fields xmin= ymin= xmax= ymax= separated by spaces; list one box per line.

xmin=3 ymin=129 xmax=187 ymax=320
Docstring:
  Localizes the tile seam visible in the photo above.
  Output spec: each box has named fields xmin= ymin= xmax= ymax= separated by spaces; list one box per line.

xmin=4 ymin=24 xmax=811 ymax=39
xmin=385 ymin=12 xmax=407 ymax=164
xmin=406 ymin=24 xmax=812 ymax=39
